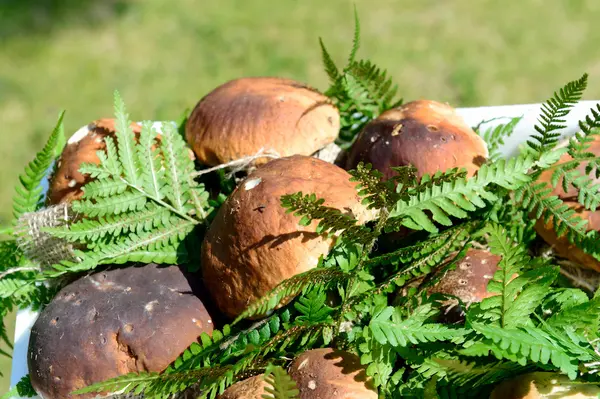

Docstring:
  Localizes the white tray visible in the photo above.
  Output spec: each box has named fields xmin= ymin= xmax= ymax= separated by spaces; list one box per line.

xmin=8 ymin=101 xmax=600 ymax=398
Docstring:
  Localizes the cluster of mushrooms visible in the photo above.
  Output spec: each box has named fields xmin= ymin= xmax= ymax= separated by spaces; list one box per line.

xmin=26 ymin=77 xmax=600 ymax=399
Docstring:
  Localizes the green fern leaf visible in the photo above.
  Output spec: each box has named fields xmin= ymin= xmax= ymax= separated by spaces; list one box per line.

xmin=294 ymin=288 xmax=334 ymax=324
xmin=346 ymin=5 xmax=361 ymax=66
xmin=234 ymin=268 xmax=347 ymax=323
xmin=527 ymin=74 xmax=587 ymax=159
xmin=370 ymin=305 xmax=467 ymax=347
xmin=476 ymin=116 xmax=523 ymax=161
xmin=72 ymin=191 xmax=147 ymax=217
xmin=113 ymin=90 xmax=140 ymax=186
xmin=12 ymin=111 xmax=65 ymax=222
xmin=261 ymin=364 xmax=300 ymax=399
xmin=318 ymin=38 xmax=339 ymax=83
xmin=159 ymin=122 xmax=192 ymax=213
xmin=471 ymin=323 xmax=579 ymax=379
xmin=138 ymin=120 xmax=165 ymax=200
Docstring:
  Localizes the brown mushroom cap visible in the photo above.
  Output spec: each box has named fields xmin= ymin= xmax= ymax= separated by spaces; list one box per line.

xmin=428 ymin=249 xmax=502 ymax=305
xmin=345 ymin=100 xmax=488 ymax=180
xmin=287 ymin=348 xmax=378 ymax=399
xmin=490 ymin=372 xmax=600 ymax=399
xmin=218 ymin=374 xmax=270 ymax=399
xmin=27 ymin=263 xmax=216 ymax=399
xmin=46 ymin=118 xmax=142 ymax=205
xmin=537 ymin=136 xmax=600 ymax=200
xmin=534 ymin=136 xmax=600 ymax=272
xmin=185 ymin=77 xmax=340 ymax=167
xmin=534 ymin=201 xmax=600 ymax=272
xmin=201 ymin=155 xmax=375 ymax=319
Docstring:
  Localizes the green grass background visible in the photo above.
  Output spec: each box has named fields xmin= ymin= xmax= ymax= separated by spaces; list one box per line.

xmin=2 ymin=0 xmax=600 ymax=392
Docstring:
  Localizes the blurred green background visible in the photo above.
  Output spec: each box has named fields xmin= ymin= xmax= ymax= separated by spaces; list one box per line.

xmin=2 ymin=0 xmax=600 ymax=392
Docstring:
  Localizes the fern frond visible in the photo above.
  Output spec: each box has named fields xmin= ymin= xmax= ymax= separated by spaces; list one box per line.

xmin=346 ymin=4 xmax=361 ymax=66
xmin=262 ymin=364 xmax=300 ymax=399
xmin=12 ymin=111 xmax=65 ymax=222
xmin=389 ymin=156 xmax=535 ymax=233
xmin=234 ymin=268 xmax=347 ymax=323
xmin=280 ymin=192 xmax=377 ymax=245
xmin=138 ymin=120 xmax=165 ymax=200
xmin=44 ymin=204 xmax=170 ymax=243
xmin=527 ymin=74 xmax=587 ymax=159
xmin=370 ymin=305 xmax=467 ymax=347
xmin=348 ymin=162 xmax=402 ymax=210
xmin=471 ymin=323 xmax=579 ymax=379
xmin=72 ymin=191 xmax=147 ymax=217
xmin=113 ymin=90 xmax=140 ymax=186
xmin=318 ymin=38 xmax=339 ymax=84
xmin=294 ymin=288 xmax=334 ymax=324
xmin=159 ymin=122 xmax=192 ymax=213
xmin=476 ymin=116 xmax=523 ymax=161
xmin=46 ymin=219 xmax=194 ymax=276
xmin=569 ymin=103 xmax=600 ymax=159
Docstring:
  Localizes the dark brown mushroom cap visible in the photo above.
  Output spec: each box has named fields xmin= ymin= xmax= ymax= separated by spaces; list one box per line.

xmin=287 ymin=348 xmax=378 ymax=399
xmin=428 ymin=249 xmax=502 ymax=305
xmin=185 ymin=77 xmax=340 ymax=167
xmin=46 ymin=118 xmax=142 ymax=205
xmin=345 ymin=100 xmax=488 ymax=180
xmin=201 ymin=155 xmax=376 ymax=319
xmin=489 ymin=372 xmax=600 ymax=399
xmin=534 ymin=201 xmax=600 ymax=272
xmin=218 ymin=375 xmax=270 ymax=399
xmin=27 ymin=263 xmax=215 ymax=399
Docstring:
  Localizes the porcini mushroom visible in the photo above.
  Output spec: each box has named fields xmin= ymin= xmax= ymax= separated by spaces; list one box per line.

xmin=345 ymin=100 xmax=488 ymax=179
xmin=490 ymin=372 xmax=600 ymax=399
xmin=426 ymin=249 xmax=502 ymax=322
xmin=201 ymin=155 xmax=375 ymax=319
xmin=27 ymin=263 xmax=216 ymax=399
xmin=535 ymin=136 xmax=600 ymax=272
xmin=46 ymin=118 xmax=142 ymax=205
xmin=185 ymin=77 xmax=341 ymax=168
xmin=218 ymin=375 xmax=270 ymax=399
xmin=287 ymin=348 xmax=378 ymax=399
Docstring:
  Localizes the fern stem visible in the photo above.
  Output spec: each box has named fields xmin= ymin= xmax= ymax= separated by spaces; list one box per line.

xmin=0 ymin=266 xmax=40 ymax=279
xmin=337 ymin=207 xmax=390 ymax=333
xmin=119 ymin=176 xmax=199 ymax=225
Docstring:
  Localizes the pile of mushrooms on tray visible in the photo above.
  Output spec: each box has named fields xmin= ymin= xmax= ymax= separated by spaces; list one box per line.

xmin=24 ymin=76 xmax=600 ymax=399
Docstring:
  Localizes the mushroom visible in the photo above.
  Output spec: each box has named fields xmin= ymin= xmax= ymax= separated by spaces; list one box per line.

xmin=27 ymin=263 xmax=217 ymax=399
xmin=185 ymin=77 xmax=342 ymax=168
xmin=218 ymin=374 xmax=270 ymax=399
xmin=535 ymin=136 xmax=600 ymax=272
xmin=425 ymin=249 xmax=502 ymax=322
xmin=345 ymin=100 xmax=488 ymax=180
xmin=287 ymin=348 xmax=378 ymax=399
xmin=489 ymin=372 xmax=600 ymax=399
xmin=46 ymin=118 xmax=142 ymax=205
xmin=201 ymin=155 xmax=376 ymax=319
xmin=535 ymin=202 xmax=600 ymax=272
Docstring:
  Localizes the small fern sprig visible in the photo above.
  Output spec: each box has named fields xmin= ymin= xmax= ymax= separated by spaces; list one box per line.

xmin=280 ymin=192 xmax=377 ymax=245
xmin=319 ymin=8 xmax=402 ymax=147
xmin=388 ymin=155 xmax=535 ymax=233
xmin=527 ymin=73 xmax=587 ymax=160
xmin=476 ymin=116 xmax=523 ymax=161
xmin=262 ymin=364 xmax=301 ymax=399
xmin=12 ymin=111 xmax=65 ymax=223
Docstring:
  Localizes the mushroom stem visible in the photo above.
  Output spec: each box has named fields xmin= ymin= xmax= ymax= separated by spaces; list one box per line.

xmin=190 ymin=148 xmax=281 ymax=178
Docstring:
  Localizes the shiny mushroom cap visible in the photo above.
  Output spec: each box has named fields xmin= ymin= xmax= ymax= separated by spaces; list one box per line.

xmin=185 ymin=77 xmax=340 ymax=167
xmin=426 ymin=249 xmax=502 ymax=322
xmin=345 ymin=100 xmax=488 ymax=180
xmin=490 ymin=372 xmax=600 ymax=399
xmin=46 ymin=118 xmax=142 ymax=205
xmin=201 ymin=155 xmax=376 ymax=319
xmin=218 ymin=375 xmax=270 ymax=399
xmin=27 ymin=263 xmax=216 ymax=399
xmin=287 ymin=348 xmax=378 ymax=399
